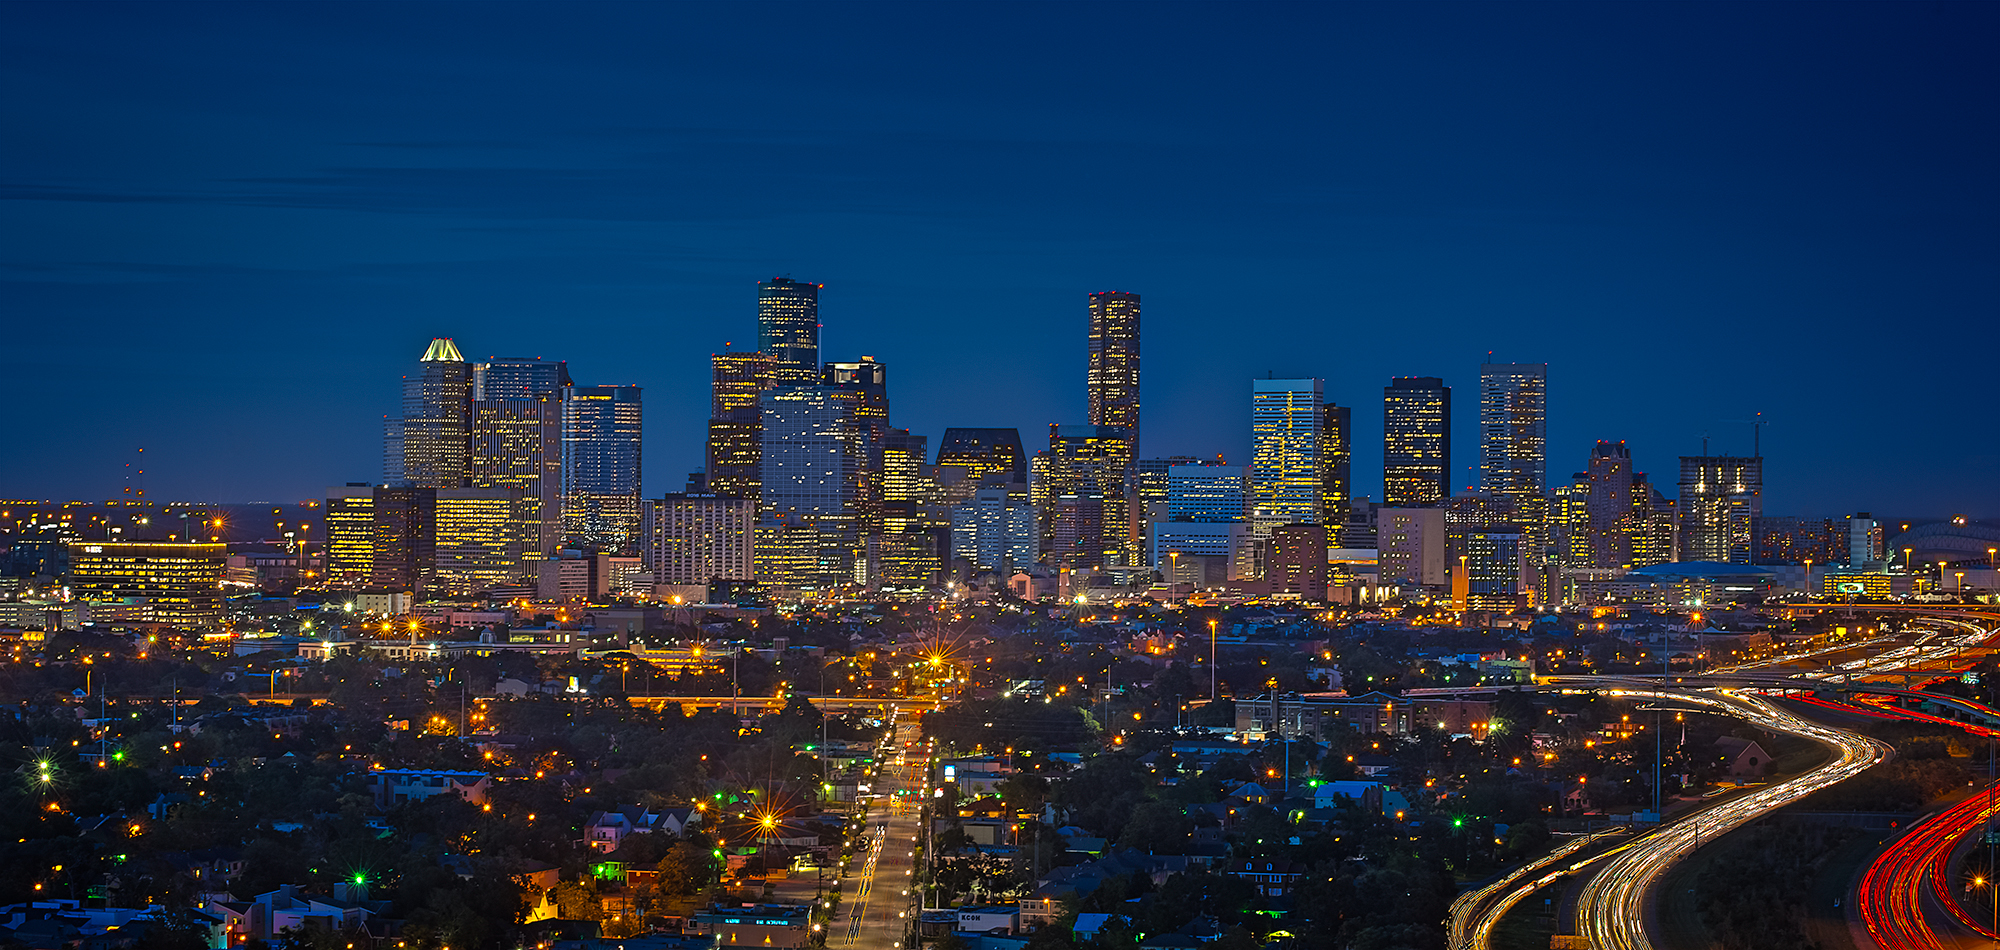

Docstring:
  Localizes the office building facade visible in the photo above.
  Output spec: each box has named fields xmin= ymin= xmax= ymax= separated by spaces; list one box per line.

xmin=1376 ymin=507 xmax=1447 ymax=587
xmin=758 ymin=277 xmax=821 ymax=385
xmin=386 ymin=338 xmax=474 ymax=488
xmin=1267 ymin=523 xmax=1330 ymax=602
xmin=1167 ymin=464 xmax=1248 ymax=523
xmin=1086 ymin=291 xmax=1141 ymax=442
xmin=642 ymin=493 xmax=755 ymax=584
xmin=432 ymin=488 xmax=525 ymax=595
xmin=324 ymin=485 xmax=377 ymax=589
xmin=1251 ymin=378 xmax=1329 ymax=534
xmin=470 ymin=396 xmax=563 ymax=561
xmin=706 ymin=350 xmax=775 ymax=500
xmin=473 ymin=357 xmax=571 ymax=400
xmin=1478 ymin=363 xmax=1548 ymax=495
xmin=562 ymin=384 xmax=643 ymax=550
xmin=936 ymin=428 xmax=1029 ymax=485
xmin=1044 ymin=424 xmax=1136 ymax=568
xmin=1321 ymin=403 xmax=1351 ymax=525
xmin=1383 ymin=377 xmax=1451 ymax=506
xmin=950 ymin=484 xmax=1038 ymax=575
xmin=66 ymin=541 xmax=227 ymax=627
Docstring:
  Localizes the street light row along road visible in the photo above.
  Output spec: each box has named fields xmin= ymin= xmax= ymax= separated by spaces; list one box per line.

xmin=1570 ymin=689 xmax=1890 ymax=950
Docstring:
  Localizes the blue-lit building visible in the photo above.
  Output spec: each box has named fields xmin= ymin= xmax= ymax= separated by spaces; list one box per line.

xmin=562 ymin=384 xmax=643 ymax=550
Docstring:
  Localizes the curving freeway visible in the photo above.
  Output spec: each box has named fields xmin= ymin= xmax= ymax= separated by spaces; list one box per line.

xmin=1857 ymin=783 xmax=2000 ymax=950
xmin=1572 ymin=689 xmax=1890 ymax=950
xmin=1449 ymin=828 xmax=1627 ymax=950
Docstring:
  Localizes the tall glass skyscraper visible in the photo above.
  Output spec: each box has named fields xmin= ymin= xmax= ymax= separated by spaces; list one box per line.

xmin=1250 ymin=378 xmax=1328 ymax=533
xmin=706 ymin=350 xmax=774 ymax=500
xmin=758 ymin=277 xmax=821 ymax=385
xmin=386 ymin=338 xmax=473 ymax=489
xmin=1382 ymin=377 xmax=1451 ymax=506
xmin=471 ymin=395 xmax=563 ymax=560
xmin=1086 ymin=291 xmax=1141 ymax=451
xmin=562 ymin=384 xmax=643 ymax=550
xmin=1478 ymin=363 xmax=1548 ymax=495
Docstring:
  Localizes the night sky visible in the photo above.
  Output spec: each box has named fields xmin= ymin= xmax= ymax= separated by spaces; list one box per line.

xmin=4 ymin=2 xmax=1995 ymax=517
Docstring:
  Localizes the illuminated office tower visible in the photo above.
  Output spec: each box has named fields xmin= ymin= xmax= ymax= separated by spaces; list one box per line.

xmin=1087 ymin=291 xmax=1141 ymax=443
xmin=1678 ymin=454 xmax=1762 ymax=563
xmin=1157 ymin=463 xmax=1253 ymax=584
xmin=562 ymin=385 xmax=643 ymax=550
xmin=706 ymin=351 xmax=775 ymax=500
xmin=1136 ymin=456 xmax=1205 ymax=507
xmin=758 ymin=277 xmax=822 ymax=385
xmin=882 ymin=429 xmax=932 ymax=505
xmin=1167 ymin=464 xmax=1247 ymax=523
xmin=757 ymin=360 xmax=889 ymax=586
xmin=879 ymin=428 xmax=948 ymax=587
xmin=473 ymin=356 xmax=570 ymax=400
xmin=937 ymin=428 xmax=1028 ymax=485
xmin=471 ymin=396 xmax=563 ymax=560
xmin=1478 ymin=363 xmax=1548 ymax=495
xmin=950 ymin=484 xmax=1038 ymax=575
xmin=642 ymin=493 xmax=755 ymax=584
xmin=386 ymin=338 xmax=473 ymax=488
xmin=1320 ymin=403 xmax=1351 ymax=524
xmin=1133 ymin=456 xmax=1203 ymax=560
xmin=65 ymin=541 xmax=227 ymax=627
xmin=432 ymin=488 xmax=525 ymax=595
xmin=1250 ymin=378 xmax=1329 ymax=534
xmin=761 ymin=386 xmax=869 ymax=524
xmin=1552 ymin=475 xmax=1592 ymax=568
xmin=1383 ymin=377 xmax=1451 ymax=506
xmin=1028 ymin=451 xmax=1053 ymax=509
xmin=324 ymin=485 xmax=376 ymax=589
xmin=1045 ymin=424 xmax=1136 ymax=567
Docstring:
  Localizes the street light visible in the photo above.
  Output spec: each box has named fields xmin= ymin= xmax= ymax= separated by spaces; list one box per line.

xmin=1208 ymin=619 xmax=1218 ymax=701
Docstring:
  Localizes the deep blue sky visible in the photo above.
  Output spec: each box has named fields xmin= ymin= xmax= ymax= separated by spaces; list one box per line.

xmin=4 ymin=2 xmax=1995 ymax=518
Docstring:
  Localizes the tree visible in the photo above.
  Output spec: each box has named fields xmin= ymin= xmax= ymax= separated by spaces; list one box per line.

xmin=1115 ymin=801 xmax=1191 ymax=852
xmin=551 ymin=881 xmax=603 ymax=921
xmin=656 ymin=840 xmax=718 ymax=896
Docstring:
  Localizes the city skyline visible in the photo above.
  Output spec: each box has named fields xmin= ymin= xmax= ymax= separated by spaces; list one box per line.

xmin=4 ymin=3 xmax=1997 ymax=517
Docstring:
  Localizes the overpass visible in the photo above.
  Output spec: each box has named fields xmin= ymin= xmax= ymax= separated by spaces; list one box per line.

xmin=626 ymin=694 xmax=944 ymax=714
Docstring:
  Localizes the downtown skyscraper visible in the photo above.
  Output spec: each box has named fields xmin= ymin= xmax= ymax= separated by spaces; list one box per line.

xmin=1250 ymin=378 xmax=1338 ymax=534
xmin=1478 ymin=362 xmax=1548 ymax=495
xmin=1679 ymin=453 xmax=1762 ymax=563
xmin=759 ymin=277 xmax=821 ymax=385
xmin=705 ymin=349 xmax=775 ymax=500
xmin=562 ymin=384 xmax=643 ymax=551
xmin=1086 ymin=291 xmax=1141 ymax=444
xmin=385 ymin=338 xmax=473 ymax=488
xmin=1382 ymin=377 xmax=1451 ymax=506
xmin=1037 ymin=291 xmax=1143 ymax=571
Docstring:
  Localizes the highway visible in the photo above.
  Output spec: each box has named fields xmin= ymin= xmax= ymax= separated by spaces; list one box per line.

xmin=1571 ymin=689 xmax=1890 ymax=950
xmin=1857 ymin=783 xmax=2000 ymax=950
xmin=1448 ymin=828 xmax=1626 ymax=950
